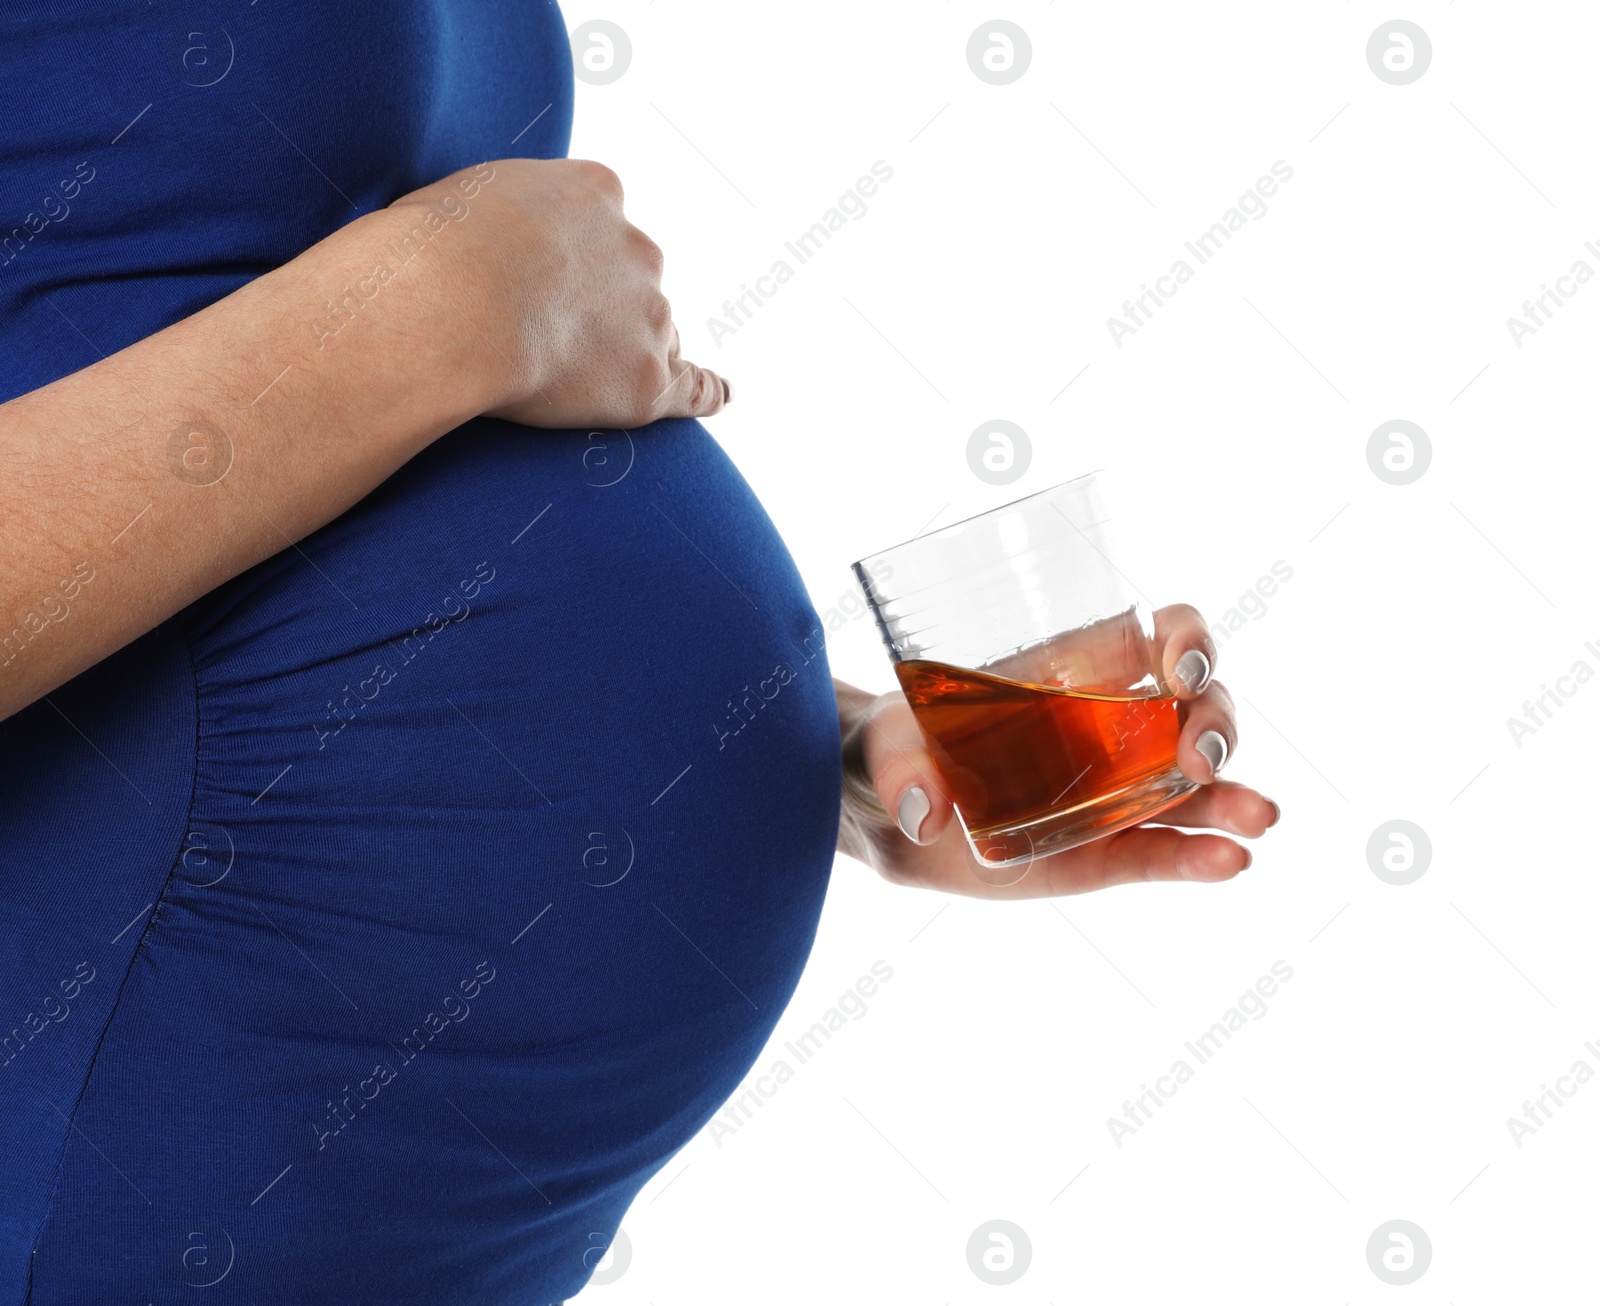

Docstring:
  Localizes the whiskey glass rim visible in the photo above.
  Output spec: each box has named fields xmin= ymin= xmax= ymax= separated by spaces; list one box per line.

xmin=850 ymin=468 xmax=1106 ymax=570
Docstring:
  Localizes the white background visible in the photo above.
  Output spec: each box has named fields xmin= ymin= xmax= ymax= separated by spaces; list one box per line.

xmin=562 ymin=2 xmax=1600 ymax=1300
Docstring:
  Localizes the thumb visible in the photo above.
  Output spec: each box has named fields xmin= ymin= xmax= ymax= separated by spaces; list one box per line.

xmin=857 ymin=696 xmax=957 ymax=846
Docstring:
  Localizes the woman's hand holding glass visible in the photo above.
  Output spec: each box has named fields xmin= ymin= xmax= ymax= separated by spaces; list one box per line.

xmin=836 ymin=605 xmax=1280 ymax=898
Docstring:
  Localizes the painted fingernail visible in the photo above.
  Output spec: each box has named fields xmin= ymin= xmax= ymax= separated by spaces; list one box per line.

xmin=1265 ymin=799 xmax=1281 ymax=828
xmin=1195 ymin=729 xmax=1229 ymax=778
xmin=896 ymin=786 xmax=931 ymax=843
xmin=722 ymin=377 xmax=734 ymax=404
xmin=1173 ymin=648 xmax=1211 ymax=694
xmin=1241 ymin=847 xmax=1254 ymax=870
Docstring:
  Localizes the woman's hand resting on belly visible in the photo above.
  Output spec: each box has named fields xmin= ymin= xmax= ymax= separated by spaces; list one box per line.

xmin=835 ymin=604 xmax=1279 ymax=897
xmin=407 ymin=159 xmax=731 ymax=428
xmin=0 ymin=157 xmax=726 ymax=720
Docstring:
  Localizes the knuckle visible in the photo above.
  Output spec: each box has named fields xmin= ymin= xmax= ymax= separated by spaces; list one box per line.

xmin=646 ymin=292 xmax=672 ymax=329
xmin=571 ymin=159 xmax=623 ymax=198
xmin=628 ymin=225 xmax=665 ymax=273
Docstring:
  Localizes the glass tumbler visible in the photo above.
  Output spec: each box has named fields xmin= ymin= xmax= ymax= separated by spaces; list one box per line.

xmin=852 ymin=472 xmax=1199 ymax=869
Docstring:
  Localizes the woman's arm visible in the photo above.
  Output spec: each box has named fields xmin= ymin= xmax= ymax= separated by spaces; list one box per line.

xmin=0 ymin=159 xmax=725 ymax=721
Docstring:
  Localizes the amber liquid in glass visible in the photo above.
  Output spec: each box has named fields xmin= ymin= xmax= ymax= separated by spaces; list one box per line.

xmin=894 ymin=658 xmax=1189 ymax=857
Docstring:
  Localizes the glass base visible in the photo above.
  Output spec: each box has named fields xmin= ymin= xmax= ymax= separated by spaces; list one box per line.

xmin=960 ymin=764 xmax=1201 ymax=871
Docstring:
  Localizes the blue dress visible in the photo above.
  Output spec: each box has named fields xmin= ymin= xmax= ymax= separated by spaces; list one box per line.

xmin=0 ymin=4 xmax=839 ymax=1302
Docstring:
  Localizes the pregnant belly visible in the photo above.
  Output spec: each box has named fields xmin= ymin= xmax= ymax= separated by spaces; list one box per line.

xmin=2 ymin=418 xmax=840 ymax=1304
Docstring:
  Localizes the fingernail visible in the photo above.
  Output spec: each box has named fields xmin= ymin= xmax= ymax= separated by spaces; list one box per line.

xmin=1173 ymin=648 xmax=1211 ymax=695
xmin=896 ymin=786 xmax=931 ymax=843
xmin=1265 ymin=799 xmax=1281 ymax=828
xmin=722 ymin=377 xmax=734 ymax=404
xmin=1241 ymin=847 xmax=1254 ymax=870
xmin=1195 ymin=729 xmax=1228 ymax=777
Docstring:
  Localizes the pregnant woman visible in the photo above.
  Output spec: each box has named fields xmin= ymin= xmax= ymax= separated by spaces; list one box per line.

xmin=0 ymin=3 xmax=1275 ymax=1301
